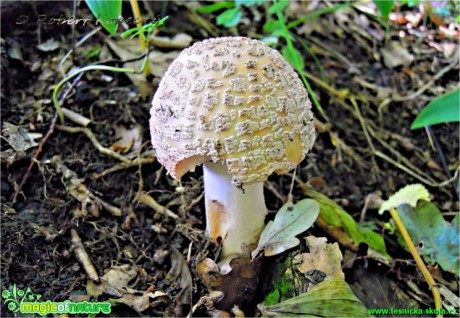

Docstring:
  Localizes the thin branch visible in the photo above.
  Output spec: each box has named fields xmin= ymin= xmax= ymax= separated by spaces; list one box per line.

xmin=12 ymin=112 xmax=59 ymax=203
xmin=56 ymin=125 xmax=130 ymax=163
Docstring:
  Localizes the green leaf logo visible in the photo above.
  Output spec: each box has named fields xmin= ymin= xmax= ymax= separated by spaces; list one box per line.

xmin=2 ymin=284 xmax=42 ymax=313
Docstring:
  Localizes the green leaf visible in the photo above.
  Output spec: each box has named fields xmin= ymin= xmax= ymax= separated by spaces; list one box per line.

xmin=411 ymin=88 xmax=460 ymax=129
xmin=282 ymin=45 xmax=305 ymax=71
xmin=252 ymin=199 xmax=320 ymax=258
xmin=120 ymin=16 xmax=169 ymax=40
xmin=197 ymin=1 xmax=235 ymax=13
xmin=268 ymin=1 xmax=289 ymax=14
xmin=396 ymin=201 xmax=459 ymax=275
xmin=216 ymin=7 xmax=243 ymax=28
xmin=374 ymin=0 xmax=394 ymax=19
xmin=263 ymin=20 xmax=281 ymax=34
xmin=401 ymin=0 xmax=420 ymax=7
xmin=379 ymin=184 xmax=430 ymax=215
xmin=235 ymin=0 xmax=265 ymax=7
xmin=261 ymin=277 xmax=370 ymax=317
xmin=305 ymin=188 xmax=389 ymax=257
xmin=85 ymin=0 xmax=122 ymax=35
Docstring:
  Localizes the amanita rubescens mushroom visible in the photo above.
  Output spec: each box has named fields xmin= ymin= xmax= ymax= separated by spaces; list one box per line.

xmin=150 ymin=37 xmax=315 ymax=258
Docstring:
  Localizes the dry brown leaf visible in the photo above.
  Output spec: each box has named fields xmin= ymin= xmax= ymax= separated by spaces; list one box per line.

xmin=111 ymin=125 xmax=142 ymax=157
xmin=381 ymin=41 xmax=414 ymax=68
xmin=104 ymin=37 xmax=181 ymax=85
xmin=102 ymin=264 xmax=138 ymax=289
xmin=2 ymin=122 xmax=42 ymax=152
xmin=167 ymin=247 xmax=193 ymax=317
xmin=294 ymin=236 xmax=344 ymax=279
xmin=151 ymin=33 xmax=193 ymax=48
xmin=196 ymin=256 xmax=263 ymax=311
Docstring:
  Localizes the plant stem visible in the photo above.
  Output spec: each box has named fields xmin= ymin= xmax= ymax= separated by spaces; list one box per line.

xmin=389 ymin=207 xmax=442 ymax=318
xmin=130 ymin=0 xmax=151 ymax=76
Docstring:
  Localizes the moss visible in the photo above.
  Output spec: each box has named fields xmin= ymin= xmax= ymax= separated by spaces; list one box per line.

xmin=263 ymin=259 xmax=296 ymax=306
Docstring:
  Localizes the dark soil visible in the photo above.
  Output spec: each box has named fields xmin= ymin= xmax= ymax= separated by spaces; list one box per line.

xmin=1 ymin=1 xmax=458 ymax=317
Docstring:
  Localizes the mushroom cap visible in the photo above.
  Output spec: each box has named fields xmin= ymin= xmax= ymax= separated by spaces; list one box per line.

xmin=150 ymin=37 xmax=315 ymax=186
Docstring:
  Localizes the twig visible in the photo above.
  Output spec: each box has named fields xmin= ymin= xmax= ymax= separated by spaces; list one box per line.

xmin=91 ymin=196 xmax=122 ymax=217
xmin=12 ymin=112 xmax=58 ymax=203
xmin=135 ymin=191 xmax=179 ymax=220
xmin=56 ymin=125 xmax=130 ymax=163
xmin=61 ymin=107 xmax=91 ymax=127
xmin=388 ymin=208 xmax=442 ymax=318
xmin=93 ymin=157 xmax=155 ymax=179
xmin=378 ymin=59 xmax=459 ymax=115
xmin=373 ymin=151 xmax=441 ymax=187
xmin=71 ymin=0 xmax=77 ymax=64
xmin=424 ymin=125 xmax=459 ymax=200
xmin=51 ymin=156 xmax=122 ymax=217
xmin=70 ymin=228 xmax=99 ymax=282
xmin=350 ymin=97 xmax=379 ymax=169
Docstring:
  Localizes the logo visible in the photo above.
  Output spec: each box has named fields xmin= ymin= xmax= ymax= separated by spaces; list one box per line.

xmin=2 ymin=284 xmax=111 ymax=315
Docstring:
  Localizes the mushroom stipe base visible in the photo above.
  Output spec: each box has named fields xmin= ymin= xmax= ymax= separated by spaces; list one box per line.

xmin=203 ymin=161 xmax=267 ymax=258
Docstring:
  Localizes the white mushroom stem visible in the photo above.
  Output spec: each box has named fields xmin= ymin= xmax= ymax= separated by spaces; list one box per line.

xmin=203 ymin=162 xmax=267 ymax=258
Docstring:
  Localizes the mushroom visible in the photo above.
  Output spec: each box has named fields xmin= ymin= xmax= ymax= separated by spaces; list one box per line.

xmin=150 ymin=37 xmax=315 ymax=258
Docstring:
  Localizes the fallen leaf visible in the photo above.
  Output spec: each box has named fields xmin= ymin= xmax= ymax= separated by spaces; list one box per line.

xmin=350 ymin=267 xmax=418 ymax=313
xmin=6 ymin=39 xmax=23 ymax=61
xmin=295 ymin=236 xmax=344 ymax=279
xmin=116 ymin=291 xmax=168 ymax=313
xmin=196 ymin=256 xmax=263 ymax=311
xmin=111 ymin=125 xmax=142 ymax=157
xmin=259 ymin=277 xmax=369 ymax=317
xmin=381 ymin=41 xmax=414 ymax=68
xmin=104 ymin=37 xmax=181 ymax=85
xmin=252 ymin=199 xmax=320 ymax=258
xmin=302 ymin=186 xmax=389 ymax=257
xmin=396 ymin=202 xmax=459 ymax=275
xmin=102 ymin=264 xmax=138 ymax=289
xmin=37 ymin=39 xmax=60 ymax=52
xmin=2 ymin=122 xmax=42 ymax=152
xmin=151 ymin=33 xmax=193 ymax=48
xmin=167 ymin=247 xmax=193 ymax=316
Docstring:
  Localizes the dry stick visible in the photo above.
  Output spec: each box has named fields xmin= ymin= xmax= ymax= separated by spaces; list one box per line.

xmin=12 ymin=112 xmax=59 ymax=203
xmin=56 ymin=125 xmax=130 ymax=163
xmin=71 ymin=0 xmax=77 ymax=64
xmin=388 ymin=207 xmax=442 ymax=318
xmin=93 ymin=157 xmax=156 ymax=179
xmin=324 ymin=82 xmax=443 ymax=187
xmin=135 ymin=191 xmax=179 ymax=219
xmin=308 ymin=62 xmax=453 ymax=188
xmin=349 ymin=97 xmax=380 ymax=172
xmin=132 ymin=154 xmax=179 ymax=219
xmin=70 ymin=228 xmax=99 ymax=282
xmin=61 ymin=107 xmax=92 ymax=127
xmin=378 ymin=59 xmax=459 ymax=115
xmin=12 ymin=68 xmax=84 ymax=203
xmin=367 ymin=126 xmax=438 ymax=185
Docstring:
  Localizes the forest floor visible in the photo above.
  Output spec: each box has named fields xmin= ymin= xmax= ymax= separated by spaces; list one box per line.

xmin=1 ymin=1 xmax=459 ymax=317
